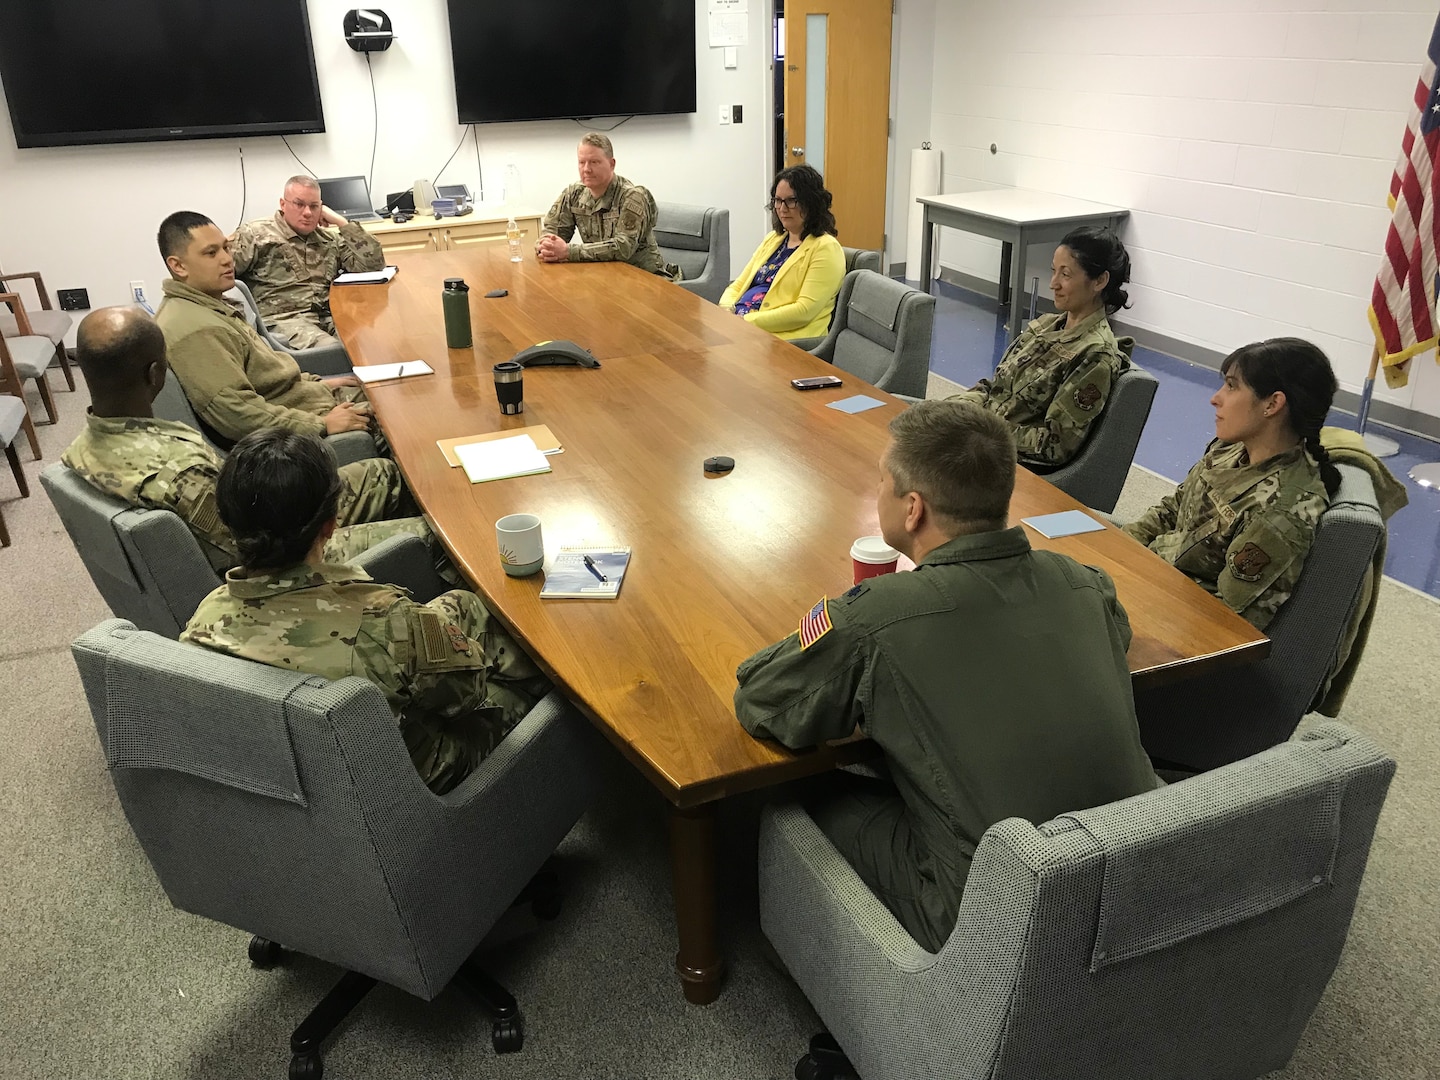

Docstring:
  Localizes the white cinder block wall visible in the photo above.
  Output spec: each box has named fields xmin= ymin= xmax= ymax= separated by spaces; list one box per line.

xmin=921 ymin=0 xmax=1440 ymax=421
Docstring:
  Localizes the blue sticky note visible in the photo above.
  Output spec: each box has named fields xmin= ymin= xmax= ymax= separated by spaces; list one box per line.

xmin=827 ymin=395 xmax=887 ymax=414
xmin=1021 ymin=510 xmax=1106 ymax=539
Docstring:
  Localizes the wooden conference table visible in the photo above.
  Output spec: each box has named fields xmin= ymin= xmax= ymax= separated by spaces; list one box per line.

xmin=331 ymin=245 xmax=1266 ymax=1005
xmin=916 ymin=189 xmax=1130 ymax=342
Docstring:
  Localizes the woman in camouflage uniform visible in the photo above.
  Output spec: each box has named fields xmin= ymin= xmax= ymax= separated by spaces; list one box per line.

xmin=182 ymin=430 xmax=549 ymax=794
xmin=949 ymin=226 xmax=1133 ymax=469
xmin=1123 ymin=338 xmax=1341 ymax=630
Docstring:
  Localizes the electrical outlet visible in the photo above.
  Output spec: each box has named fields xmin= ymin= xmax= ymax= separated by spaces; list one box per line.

xmin=732 ymin=104 xmax=743 ymax=124
xmin=130 ymin=280 xmax=146 ymax=304
xmin=718 ymin=104 xmax=730 ymax=126
xmin=57 ymin=288 xmax=90 ymax=311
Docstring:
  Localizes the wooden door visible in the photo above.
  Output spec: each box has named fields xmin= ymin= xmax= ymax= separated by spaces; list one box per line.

xmin=783 ymin=0 xmax=892 ymax=251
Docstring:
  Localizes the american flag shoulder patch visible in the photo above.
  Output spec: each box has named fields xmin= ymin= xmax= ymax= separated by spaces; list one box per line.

xmin=797 ymin=597 xmax=833 ymax=651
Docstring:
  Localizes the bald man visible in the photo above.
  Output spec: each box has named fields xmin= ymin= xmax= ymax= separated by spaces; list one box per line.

xmin=61 ymin=307 xmax=443 ymax=575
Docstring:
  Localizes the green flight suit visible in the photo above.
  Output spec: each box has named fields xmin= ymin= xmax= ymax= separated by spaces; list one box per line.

xmin=734 ymin=528 xmax=1157 ymax=952
xmin=183 ymin=564 xmax=550 ymax=794
xmin=949 ymin=309 xmax=1133 ymax=469
xmin=542 ymin=175 xmax=678 ymax=277
xmin=230 ymin=211 xmax=386 ymax=349
xmin=1123 ymin=439 xmax=1329 ymax=631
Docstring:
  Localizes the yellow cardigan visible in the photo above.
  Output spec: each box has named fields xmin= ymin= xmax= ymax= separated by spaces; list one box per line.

xmin=718 ymin=232 xmax=845 ymax=341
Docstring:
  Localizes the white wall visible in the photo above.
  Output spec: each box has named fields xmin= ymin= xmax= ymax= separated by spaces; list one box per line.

xmin=923 ymin=0 xmax=1440 ymax=420
xmin=887 ymin=0 xmax=937 ymax=263
xmin=0 ymin=0 xmax=773 ymax=343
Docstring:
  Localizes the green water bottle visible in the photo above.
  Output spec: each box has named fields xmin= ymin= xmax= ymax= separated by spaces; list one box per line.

xmin=442 ymin=277 xmax=472 ymax=348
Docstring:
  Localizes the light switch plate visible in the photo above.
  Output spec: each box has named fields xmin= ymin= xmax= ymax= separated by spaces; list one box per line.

xmin=718 ymin=104 xmax=730 ymax=125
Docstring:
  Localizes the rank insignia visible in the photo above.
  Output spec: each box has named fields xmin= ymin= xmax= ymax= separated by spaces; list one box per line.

xmin=797 ymin=598 xmax=833 ymax=651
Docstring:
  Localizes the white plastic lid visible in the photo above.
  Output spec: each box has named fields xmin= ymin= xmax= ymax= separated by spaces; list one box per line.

xmin=850 ymin=535 xmax=900 ymax=564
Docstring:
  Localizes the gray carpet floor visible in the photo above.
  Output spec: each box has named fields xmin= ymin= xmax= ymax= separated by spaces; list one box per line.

xmin=1 ymin=373 xmax=1436 ymax=1079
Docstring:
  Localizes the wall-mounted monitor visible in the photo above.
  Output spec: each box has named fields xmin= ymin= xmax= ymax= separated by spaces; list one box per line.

xmin=0 ymin=0 xmax=325 ymax=148
xmin=446 ymin=0 xmax=696 ymax=125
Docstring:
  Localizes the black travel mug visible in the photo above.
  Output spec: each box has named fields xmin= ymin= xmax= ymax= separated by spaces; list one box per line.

xmin=442 ymin=277 xmax=472 ymax=349
xmin=494 ymin=361 xmax=523 ymax=414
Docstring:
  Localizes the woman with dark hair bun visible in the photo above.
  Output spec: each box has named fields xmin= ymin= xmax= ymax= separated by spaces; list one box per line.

xmin=717 ymin=163 xmax=845 ymax=340
xmin=1123 ymin=337 xmax=1340 ymax=630
xmin=181 ymin=429 xmax=551 ymax=794
xmin=949 ymin=226 xmax=1134 ymax=469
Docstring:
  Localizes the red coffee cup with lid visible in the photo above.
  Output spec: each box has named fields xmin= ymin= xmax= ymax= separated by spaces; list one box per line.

xmin=851 ymin=535 xmax=900 ymax=584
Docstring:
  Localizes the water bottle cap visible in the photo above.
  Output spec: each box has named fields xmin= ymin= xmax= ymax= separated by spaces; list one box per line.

xmin=443 ymin=278 xmax=469 ymax=291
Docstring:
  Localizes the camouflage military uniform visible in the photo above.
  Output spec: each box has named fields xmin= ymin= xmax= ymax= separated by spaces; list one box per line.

xmin=948 ymin=309 xmax=1133 ymax=469
xmin=1122 ymin=439 xmax=1329 ymax=631
xmin=183 ymin=564 xmax=550 ymax=794
xmin=61 ymin=411 xmax=443 ymax=574
xmin=156 ymin=278 xmax=374 ymax=445
xmin=542 ymin=176 xmax=678 ymax=277
xmin=230 ymin=211 xmax=385 ymax=348
xmin=734 ymin=528 xmax=1157 ymax=952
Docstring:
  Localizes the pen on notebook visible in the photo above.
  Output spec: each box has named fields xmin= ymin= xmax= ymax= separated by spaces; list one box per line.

xmin=582 ymin=554 xmax=608 ymax=583
xmin=397 ymin=363 xmax=407 ymax=377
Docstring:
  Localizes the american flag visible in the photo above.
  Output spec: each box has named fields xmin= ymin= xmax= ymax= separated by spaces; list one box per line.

xmin=1369 ymin=12 xmax=1440 ymax=389
xmin=797 ymin=598 xmax=832 ymax=650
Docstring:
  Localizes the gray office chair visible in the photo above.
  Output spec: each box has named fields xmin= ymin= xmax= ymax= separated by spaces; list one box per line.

xmin=762 ymin=721 xmax=1394 ymax=1080
xmin=843 ymin=247 xmax=882 ymax=274
xmin=229 ymin=281 xmax=351 ymax=376
xmin=654 ymin=203 xmax=731 ymax=303
xmin=1042 ymin=365 xmax=1158 ymax=513
xmin=0 ymin=396 xmax=30 ymax=547
xmin=152 ymin=366 xmax=377 ymax=466
xmin=811 ymin=269 xmax=935 ymax=399
xmin=72 ymin=618 xmax=605 ymax=1078
xmin=41 ymin=462 xmax=443 ymax=637
xmin=1134 ymin=462 xmax=1385 ymax=772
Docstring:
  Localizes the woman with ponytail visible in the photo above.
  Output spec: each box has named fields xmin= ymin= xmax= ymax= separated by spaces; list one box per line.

xmin=949 ymin=225 xmax=1135 ymax=469
xmin=181 ymin=429 xmax=550 ymax=794
xmin=1123 ymin=337 xmax=1339 ymax=630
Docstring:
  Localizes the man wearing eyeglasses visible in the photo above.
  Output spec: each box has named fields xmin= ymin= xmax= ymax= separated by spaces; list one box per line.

xmin=536 ymin=133 xmax=679 ymax=279
xmin=230 ymin=175 xmax=385 ymax=349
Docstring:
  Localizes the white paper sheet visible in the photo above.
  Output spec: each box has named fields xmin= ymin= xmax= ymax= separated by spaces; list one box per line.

xmin=708 ymin=13 xmax=747 ymax=46
xmin=352 ymin=360 xmax=434 ymax=384
xmin=454 ymin=434 xmax=552 ymax=484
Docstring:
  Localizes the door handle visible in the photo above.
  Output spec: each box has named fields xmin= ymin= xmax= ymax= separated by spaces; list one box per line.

xmin=790 ymin=146 xmax=805 ymax=157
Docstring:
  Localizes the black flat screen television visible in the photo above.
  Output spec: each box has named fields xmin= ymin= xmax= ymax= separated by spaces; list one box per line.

xmin=447 ymin=0 xmax=696 ymax=124
xmin=0 ymin=0 xmax=325 ymax=148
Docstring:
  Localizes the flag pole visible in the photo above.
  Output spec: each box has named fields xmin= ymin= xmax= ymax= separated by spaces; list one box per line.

xmin=1356 ymin=343 xmax=1401 ymax=457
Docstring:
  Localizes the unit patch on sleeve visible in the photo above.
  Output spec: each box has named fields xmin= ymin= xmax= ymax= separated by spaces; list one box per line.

xmin=1074 ymin=383 xmax=1103 ymax=411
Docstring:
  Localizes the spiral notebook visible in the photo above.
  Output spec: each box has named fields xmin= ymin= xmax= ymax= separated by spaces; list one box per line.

xmin=539 ymin=546 xmax=632 ymax=599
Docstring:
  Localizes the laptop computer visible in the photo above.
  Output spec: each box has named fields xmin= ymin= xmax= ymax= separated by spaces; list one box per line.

xmin=317 ymin=175 xmax=383 ymax=222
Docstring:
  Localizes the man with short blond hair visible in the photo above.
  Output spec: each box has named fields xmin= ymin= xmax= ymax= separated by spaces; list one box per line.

xmin=537 ymin=134 xmax=677 ymax=277
xmin=230 ymin=174 xmax=385 ymax=348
